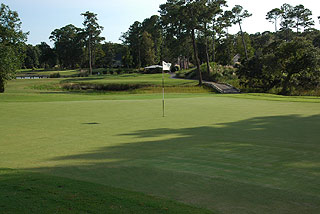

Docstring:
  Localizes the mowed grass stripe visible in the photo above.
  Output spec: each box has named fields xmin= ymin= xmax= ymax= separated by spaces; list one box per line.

xmin=0 ymin=168 xmax=212 ymax=214
xmin=1 ymin=95 xmax=320 ymax=213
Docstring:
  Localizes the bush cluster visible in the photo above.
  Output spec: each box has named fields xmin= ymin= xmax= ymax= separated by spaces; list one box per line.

xmin=176 ymin=63 xmax=237 ymax=83
xmin=62 ymin=83 xmax=149 ymax=91
xmin=49 ymin=72 xmax=61 ymax=78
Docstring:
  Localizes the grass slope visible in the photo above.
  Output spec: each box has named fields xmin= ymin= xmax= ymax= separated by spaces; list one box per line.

xmin=17 ymin=69 xmax=80 ymax=77
xmin=60 ymin=73 xmax=196 ymax=86
xmin=0 ymin=169 xmax=210 ymax=214
xmin=60 ymin=73 xmax=208 ymax=94
xmin=1 ymin=76 xmax=320 ymax=213
xmin=1 ymin=74 xmax=210 ymax=102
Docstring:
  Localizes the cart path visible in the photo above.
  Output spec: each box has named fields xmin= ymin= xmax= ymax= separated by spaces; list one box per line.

xmin=170 ymin=73 xmax=240 ymax=94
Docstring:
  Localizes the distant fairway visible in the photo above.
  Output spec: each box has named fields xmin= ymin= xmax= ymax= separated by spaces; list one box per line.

xmin=1 ymin=77 xmax=320 ymax=213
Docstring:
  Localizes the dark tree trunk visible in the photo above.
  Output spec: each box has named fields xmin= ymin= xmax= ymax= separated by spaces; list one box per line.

xmin=92 ymin=44 xmax=96 ymax=68
xmin=239 ymin=22 xmax=248 ymax=60
xmin=191 ymin=29 xmax=202 ymax=85
xmin=280 ymin=73 xmax=293 ymax=95
xmin=88 ymin=37 xmax=92 ymax=75
xmin=0 ymin=79 xmax=5 ymax=93
xmin=205 ymin=37 xmax=210 ymax=74
xmin=138 ymin=43 xmax=141 ymax=69
xmin=212 ymin=32 xmax=216 ymax=63
xmin=186 ymin=57 xmax=189 ymax=69
xmin=226 ymin=29 xmax=231 ymax=65
xmin=205 ymin=23 xmax=211 ymax=74
xmin=184 ymin=57 xmax=188 ymax=70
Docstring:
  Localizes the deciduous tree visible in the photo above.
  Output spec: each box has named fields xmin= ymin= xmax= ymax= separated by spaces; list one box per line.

xmin=202 ymin=0 xmax=226 ymax=73
xmin=266 ymin=8 xmax=282 ymax=32
xmin=0 ymin=3 xmax=27 ymax=93
xmin=238 ymin=37 xmax=320 ymax=95
xmin=291 ymin=4 xmax=314 ymax=33
xmin=277 ymin=37 xmax=320 ymax=95
xmin=160 ymin=0 xmax=220 ymax=85
xmin=81 ymin=11 xmax=104 ymax=75
xmin=121 ymin=21 xmax=142 ymax=68
xmin=36 ymin=42 xmax=56 ymax=68
xmin=231 ymin=5 xmax=252 ymax=60
xmin=279 ymin=3 xmax=294 ymax=41
xmin=141 ymin=31 xmax=156 ymax=66
xmin=50 ymin=24 xmax=84 ymax=68
xmin=214 ymin=10 xmax=233 ymax=60
xmin=141 ymin=15 xmax=163 ymax=64
xmin=23 ymin=44 xmax=40 ymax=69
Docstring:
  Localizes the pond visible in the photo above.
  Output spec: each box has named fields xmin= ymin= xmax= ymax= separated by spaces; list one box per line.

xmin=16 ymin=76 xmax=48 ymax=79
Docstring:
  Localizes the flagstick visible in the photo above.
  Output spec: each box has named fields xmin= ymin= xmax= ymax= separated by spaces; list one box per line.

xmin=162 ymin=68 xmax=165 ymax=117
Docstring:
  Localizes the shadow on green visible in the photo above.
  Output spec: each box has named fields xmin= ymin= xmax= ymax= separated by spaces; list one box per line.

xmin=0 ymin=168 xmax=212 ymax=214
xmin=28 ymin=114 xmax=320 ymax=214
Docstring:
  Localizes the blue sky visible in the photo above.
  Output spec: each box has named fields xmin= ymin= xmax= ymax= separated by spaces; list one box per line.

xmin=3 ymin=0 xmax=320 ymax=46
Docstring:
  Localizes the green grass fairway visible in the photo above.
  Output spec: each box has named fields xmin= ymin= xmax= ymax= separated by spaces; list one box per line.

xmin=61 ymin=73 xmax=197 ymax=86
xmin=17 ymin=68 xmax=80 ymax=77
xmin=0 ymin=169 xmax=210 ymax=213
xmin=1 ymin=77 xmax=320 ymax=213
xmin=2 ymin=74 xmax=209 ymax=102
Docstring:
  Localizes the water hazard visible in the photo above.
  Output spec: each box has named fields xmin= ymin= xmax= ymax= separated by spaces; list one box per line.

xmin=16 ymin=76 xmax=48 ymax=79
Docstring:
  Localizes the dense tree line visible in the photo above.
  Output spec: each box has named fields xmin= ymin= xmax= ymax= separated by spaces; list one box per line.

xmin=120 ymin=15 xmax=163 ymax=68
xmin=1 ymin=1 xmax=320 ymax=95
xmin=121 ymin=1 xmax=320 ymax=94
xmin=0 ymin=3 xmax=128 ymax=92
xmin=22 ymin=39 xmax=125 ymax=71
xmin=123 ymin=0 xmax=254 ymax=85
xmin=238 ymin=3 xmax=320 ymax=95
xmin=22 ymin=14 xmax=125 ymax=71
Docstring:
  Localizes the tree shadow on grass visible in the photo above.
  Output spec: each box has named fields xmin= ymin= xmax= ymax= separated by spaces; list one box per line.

xmin=28 ymin=114 xmax=320 ymax=214
xmin=0 ymin=168 xmax=211 ymax=214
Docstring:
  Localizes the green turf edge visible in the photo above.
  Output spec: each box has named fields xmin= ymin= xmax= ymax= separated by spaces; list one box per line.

xmin=0 ymin=169 xmax=213 ymax=214
xmin=1 ymin=92 xmax=320 ymax=103
xmin=214 ymin=93 xmax=320 ymax=103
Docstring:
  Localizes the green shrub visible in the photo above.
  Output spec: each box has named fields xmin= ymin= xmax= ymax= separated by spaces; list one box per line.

xmin=177 ymin=63 xmax=237 ymax=83
xmin=144 ymin=67 xmax=162 ymax=74
xmin=49 ymin=72 xmax=61 ymax=78
xmin=62 ymin=83 xmax=150 ymax=92
xmin=78 ymin=70 xmax=89 ymax=77
xmin=92 ymin=68 xmax=108 ymax=75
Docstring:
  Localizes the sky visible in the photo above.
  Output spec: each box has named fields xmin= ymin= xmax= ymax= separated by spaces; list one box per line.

xmin=2 ymin=0 xmax=320 ymax=46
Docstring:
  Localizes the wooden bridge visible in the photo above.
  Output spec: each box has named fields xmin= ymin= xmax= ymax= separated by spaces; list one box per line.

xmin=170 ymin=73 xmax=240 ymax=94
xmin=203 ymin=81 xmax=240 ymax=94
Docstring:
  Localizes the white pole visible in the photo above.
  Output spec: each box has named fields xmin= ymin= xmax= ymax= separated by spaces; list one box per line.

xmin=162 ymin=67 xmax=165 ymax=117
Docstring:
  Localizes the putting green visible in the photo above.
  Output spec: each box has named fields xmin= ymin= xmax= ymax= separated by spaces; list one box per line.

xmin=1 ymin=94 xmax=320 ymax=213
xmin=1 ymin=77 xmax=320 ymax=213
